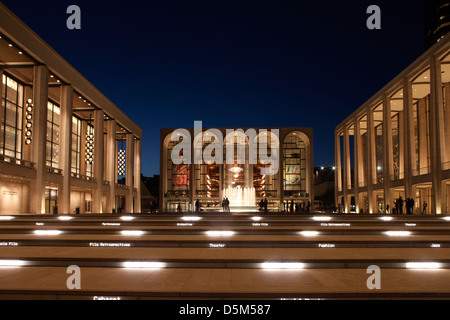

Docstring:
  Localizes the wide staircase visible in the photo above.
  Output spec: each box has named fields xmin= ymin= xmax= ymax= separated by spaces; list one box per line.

xmin=0 ymin=212 xmax=449 ymax=299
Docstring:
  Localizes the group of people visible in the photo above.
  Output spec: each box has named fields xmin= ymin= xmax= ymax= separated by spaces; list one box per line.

xmin=221 ymin=198 xmax=230 ymax=212
xmin=387 ymin=196 xmax=428 ymax=215
xmin=284 ymin=200 xmax=310 ymax=213
xmin=258 ymin=198 xmax=268 ymax=212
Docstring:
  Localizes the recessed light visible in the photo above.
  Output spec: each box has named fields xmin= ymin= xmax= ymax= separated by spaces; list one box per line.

xmin=120 ymin=216 xmax=135 ymax=221
xmin=0 ymin=260 xmax=25 ymax=267
xmin=206 ymin=231 xmax=235 ymax=236
xmin=181 ymin=216 xmax=202 ymax=221
xmin=313 ymin=216 xmax=331 ymax=221
xmin=120 ymin=230 xmax=145 ymax=236
xmin=260 ymin=262 xmax=304 ymax=270
xmin=0 ymin=216 xmax=14 ymax=220
xmin=58 ymin=216 xmax=73 ymax=221
xmin=122 ymin=261 xmax=166 ymax=269
xmin=34 ymin=230 xmax=63 ymax=235
xmin=299 ymin=231 xmax=319 ymax=237
xmin=384 ymin=231 xmax=411 ymax=236
xmin=406 ymin=262 xmax=441 ymax=270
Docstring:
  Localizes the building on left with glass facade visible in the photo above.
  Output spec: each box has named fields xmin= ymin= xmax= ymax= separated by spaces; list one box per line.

xmin=0 ymin=3 xmax=142 ymax=214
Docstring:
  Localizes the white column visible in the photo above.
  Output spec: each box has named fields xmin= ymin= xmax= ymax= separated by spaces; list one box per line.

xmin=125 ymin=133 xmax=134 ymax=212
xmin=134 ymin=138 xmax=141 ymax=213
xmin=343 ymin=127 xmax=350 ymax=212
xmin=430 ymin=56 xmax=444 ymax=213
xmin=383 ymin=95 xmax=393 ymax=211
xmin=106 ymin=119 xmax=116 ymax=213
xmin=30 ymin=65 xmax=49 ymax=214
xmin=354 ymin=118 xmax=360 ymax=213
xmin=367 ymin=109 xmax=375 ymax=213
xmin=60 ymin=85 xmax=73 ymax=214
xmin=404 ymin=78 xmax=414 ymax=198
xmin=334 ymin=130 xmax=342 ymax=208
xmin=0 ymin=69 xmax=3 ymax=128
xmin=93 ymin=109 xmax=104 ymax=213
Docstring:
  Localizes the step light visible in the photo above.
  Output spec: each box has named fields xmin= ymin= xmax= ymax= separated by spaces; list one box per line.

xmin=380 ymin=216 xmax=393 ymax=221
xmin=299 ymin=231 xmax=320 ymax=237
xmin=58 ymin=216 xmax=73 ymax=221
xmin=0 ymin=216 xmax=15 ymax=220
xmin=406 ymin=262 xmax=442 ymax=270
xmin=122 ymin=261 xmax=166 ymax=269
xmin=312 ymin=216 xmax=332 ymax=221
xmin=181 ymin=216 xmax=202 ymax=221
xmin=120 ymin=230 xmax=145 ymax=236
xmin=34 ymin=230 xmax=62 ymax=235
xmin=0 ymin=260 xmax=25 ymax=267
xmin=260 ymin=262 xmax=305 ymax=270
xmin=205 ymin=230 xmax=235 ymax=236
xmin=384 ymin=231 xmax=411 ymax=236
xmin=120 ymin=216 xmax=135 ymax=221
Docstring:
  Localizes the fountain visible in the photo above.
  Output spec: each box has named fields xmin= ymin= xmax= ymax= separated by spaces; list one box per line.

xmin=222 ymin=186 xmax=257 ymax=212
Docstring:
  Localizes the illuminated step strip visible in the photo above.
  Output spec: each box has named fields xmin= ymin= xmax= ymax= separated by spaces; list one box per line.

xmin=0 ymin=259 xmax=448 ymax=270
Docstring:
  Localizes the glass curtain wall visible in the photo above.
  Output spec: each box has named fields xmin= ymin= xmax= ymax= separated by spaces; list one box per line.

xmin=1 ymin=74 xmax=24 ymax=159
xmin=46 ymin=101 xmax=60 ymax=169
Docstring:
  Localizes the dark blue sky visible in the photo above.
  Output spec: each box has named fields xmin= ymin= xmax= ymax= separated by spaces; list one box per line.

xmin=2 ymin=0 xmax=425 ymax=176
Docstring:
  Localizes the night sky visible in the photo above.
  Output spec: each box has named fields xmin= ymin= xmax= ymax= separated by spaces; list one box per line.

xmin=1 ymin=0 xmax=425 ymax=177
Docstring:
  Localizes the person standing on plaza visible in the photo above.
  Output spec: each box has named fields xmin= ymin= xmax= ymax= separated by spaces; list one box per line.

xmin=422 ymin=201 xmax=427 ymax=215
xmin=397 ymin=196 xmax=404 ymax=214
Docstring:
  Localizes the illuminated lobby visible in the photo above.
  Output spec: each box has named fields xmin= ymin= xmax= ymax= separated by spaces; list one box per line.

xmin=0 ymin=3 xmax=142 ymax=215
xmin=160 ymin=127 xmax=314 ymax=212
xmin=335 ymin=33 xmax=450 ymax=214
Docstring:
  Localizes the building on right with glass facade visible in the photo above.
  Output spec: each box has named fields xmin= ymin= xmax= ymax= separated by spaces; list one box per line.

xmin=335 ymin=34 xmax=450 ymax=215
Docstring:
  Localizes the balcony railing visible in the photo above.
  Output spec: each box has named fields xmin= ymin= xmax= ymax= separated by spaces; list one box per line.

xmin=443 ymin=162 xmax=450 ymax=171
xmin=412 ymin=166 xmax=431 ymax=176
xmin=0 ymin=154 xmax=35 ymax=169
xmin=390 ymin=172 xmax=404 ymax=181
xmin=46 ymin=166 xmax=63 ymax=175
xmin=115 ymin=183 xmax=129 ymax=191
xmin=71 ymin=172 xmax=96 ymax=182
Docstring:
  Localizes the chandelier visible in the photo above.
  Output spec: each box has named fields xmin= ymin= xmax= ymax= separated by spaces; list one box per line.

xmin=229 ymin=166 xmax=243 ymax=174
